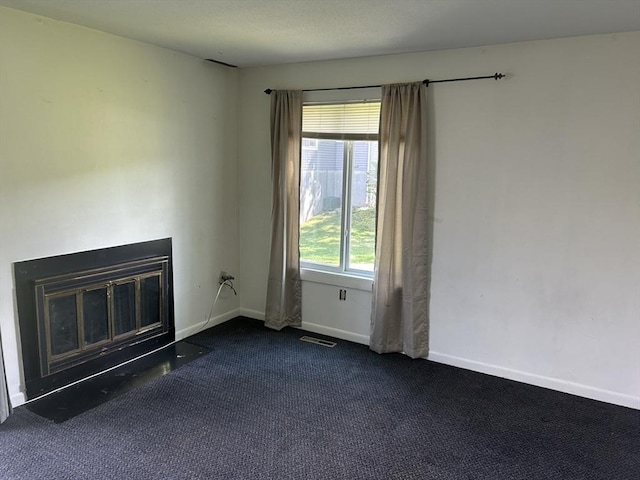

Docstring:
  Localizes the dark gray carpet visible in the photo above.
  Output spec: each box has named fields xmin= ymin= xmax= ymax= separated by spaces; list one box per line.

xmin=1 ymin=317 xmax=638 ymax=479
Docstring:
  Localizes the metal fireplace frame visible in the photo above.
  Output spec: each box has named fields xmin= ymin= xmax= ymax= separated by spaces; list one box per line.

xmin=14 ymin=239 xmax=175 ymax=400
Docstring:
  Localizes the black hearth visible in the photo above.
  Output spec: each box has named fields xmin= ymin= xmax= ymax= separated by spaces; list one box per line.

xmin=14 ymin=239 xmax=175 ymax=400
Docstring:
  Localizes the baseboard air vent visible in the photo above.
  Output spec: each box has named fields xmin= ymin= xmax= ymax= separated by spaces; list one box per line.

xmin=300 ymin=336 xmax=337 ymax=348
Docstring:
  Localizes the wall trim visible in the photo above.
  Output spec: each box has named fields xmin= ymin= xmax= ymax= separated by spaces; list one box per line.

xmin=239 ymin=308 xmax=265 ymax=321
xmin=176 ymin=308 xmax=241 ymax=339
xmin=300 ymin=269 xmax=373 ymax=292
xmin=428 ymin=351 xmax=640 ymax=410
xmin=10 ymin=391 xmax=25 ymax=408
xmin=239 ymin=309 xmax=369 ymax=345
xmin=299 ymin=321 xmax=369 ymax=346
xmin=13 ymin=311 xmax=637 ymax=410
xmin=239 ymin=309 xmax=638 ymax=409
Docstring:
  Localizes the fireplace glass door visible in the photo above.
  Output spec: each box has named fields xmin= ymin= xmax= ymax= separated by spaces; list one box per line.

xmin=35 ymin=257 xmax=168 ymax=377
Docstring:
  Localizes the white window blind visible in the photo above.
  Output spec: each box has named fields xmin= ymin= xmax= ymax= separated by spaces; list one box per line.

xmin=302 ymin=102 xmax=380 ymax=139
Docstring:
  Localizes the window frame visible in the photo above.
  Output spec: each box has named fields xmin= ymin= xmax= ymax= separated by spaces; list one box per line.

xmin=299 ymin=93 xmax=381 ymax=281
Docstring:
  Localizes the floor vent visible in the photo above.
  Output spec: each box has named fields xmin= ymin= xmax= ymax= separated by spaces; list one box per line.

xmin=300 ymin=336 xmax=337 ymax=348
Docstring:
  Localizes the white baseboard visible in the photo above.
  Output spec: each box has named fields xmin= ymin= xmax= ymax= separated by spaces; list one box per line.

xmin=299 ymin=321 xmax=369 ymax=346
xmin=236 ymin=309 xmax=638 ymax=409
xmin=10 ymin=391 xmax=26 ymax=407
xmin=237 ymin=309 xmax=368 ymax=345
xmin=238 ymin=308 xmax=265 ymax=321
xmin=176 ymin=308 xmax=241 ymax=339
xmin=428 ymin=351 xmax=640 ymax=410
xmin=12 ymin=310 xmax=637 ymax=411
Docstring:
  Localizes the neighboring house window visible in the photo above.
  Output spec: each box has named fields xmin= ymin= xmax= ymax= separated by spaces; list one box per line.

xmin=301 ymin=138 xmax=318 ymax=150
xmin=300 ymin=101 xmax=381 ymax=276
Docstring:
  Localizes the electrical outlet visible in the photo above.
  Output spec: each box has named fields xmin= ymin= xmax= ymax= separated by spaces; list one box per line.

xmin=219 ymin=271 xmax=234 ymax=284
xmin=339 ymin=289 xmax=347 ymax=301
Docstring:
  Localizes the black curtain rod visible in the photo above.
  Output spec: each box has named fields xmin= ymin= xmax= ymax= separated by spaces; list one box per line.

xmin=264 ymin=72 xmax=505 ymax=95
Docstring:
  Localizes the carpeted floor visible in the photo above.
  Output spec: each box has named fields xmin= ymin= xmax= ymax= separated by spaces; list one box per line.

xmin=1 ymin=317 xmax=638 ymax=479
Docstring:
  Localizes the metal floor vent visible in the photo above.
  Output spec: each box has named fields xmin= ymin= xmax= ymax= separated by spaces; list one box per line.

xmin=300 ymin=336 xmax=337 ymax=348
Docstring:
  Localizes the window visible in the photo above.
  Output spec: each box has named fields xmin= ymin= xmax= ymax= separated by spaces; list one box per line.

xmin=299 ymin=101 xmax=380 ymax=276
xmin=301 ymin=138 xmax=318 ymax=150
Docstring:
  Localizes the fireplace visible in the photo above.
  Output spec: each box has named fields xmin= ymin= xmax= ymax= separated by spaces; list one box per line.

xmin=14 ymin=239 xmax=175 ymax=399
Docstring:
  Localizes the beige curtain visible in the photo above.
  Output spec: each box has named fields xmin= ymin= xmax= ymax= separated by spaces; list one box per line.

xmin=265 ymin=90 xmax=303 ymax=330
xmin=370 ymin=82 xmax=429 ymax=358
xmin=1 ymin=333 xmax=10 ymax=423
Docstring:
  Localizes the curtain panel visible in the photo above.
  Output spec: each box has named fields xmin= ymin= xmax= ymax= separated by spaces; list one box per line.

xmin=264 ymin=90 xmax=303 ymax=330
xmin=0 ymin=331 xmax=11 ymax=423
xmin=370 ymin=82 xmax=430 ymax=358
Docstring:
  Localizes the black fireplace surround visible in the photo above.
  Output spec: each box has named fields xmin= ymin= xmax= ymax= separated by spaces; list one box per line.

xmin=14 ymin=239 xmax=175 ymax=400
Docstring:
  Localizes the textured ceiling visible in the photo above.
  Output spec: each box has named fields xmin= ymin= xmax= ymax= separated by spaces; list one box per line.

xmin=1 ymin=0 xmax=639 ymax=67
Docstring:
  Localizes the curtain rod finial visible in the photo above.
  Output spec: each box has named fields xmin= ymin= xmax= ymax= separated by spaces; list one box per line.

xmin=264 ymin=88 xmax=273 ymax=95
xmin=494 ymin=73 xmax=505 ymax=80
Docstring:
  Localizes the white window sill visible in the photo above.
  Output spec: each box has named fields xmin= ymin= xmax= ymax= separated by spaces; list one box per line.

xmin=300 ymin=268 xmax=373 ymax=292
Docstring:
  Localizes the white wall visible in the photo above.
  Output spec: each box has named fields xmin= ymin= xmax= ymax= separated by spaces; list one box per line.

xmin=0 ymin=7 xmax=240 ymax=406
xmin=238 ymin=32 xmax=640 ymax=408
xmin=1 ymin=8 xmax=637 ymax=410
